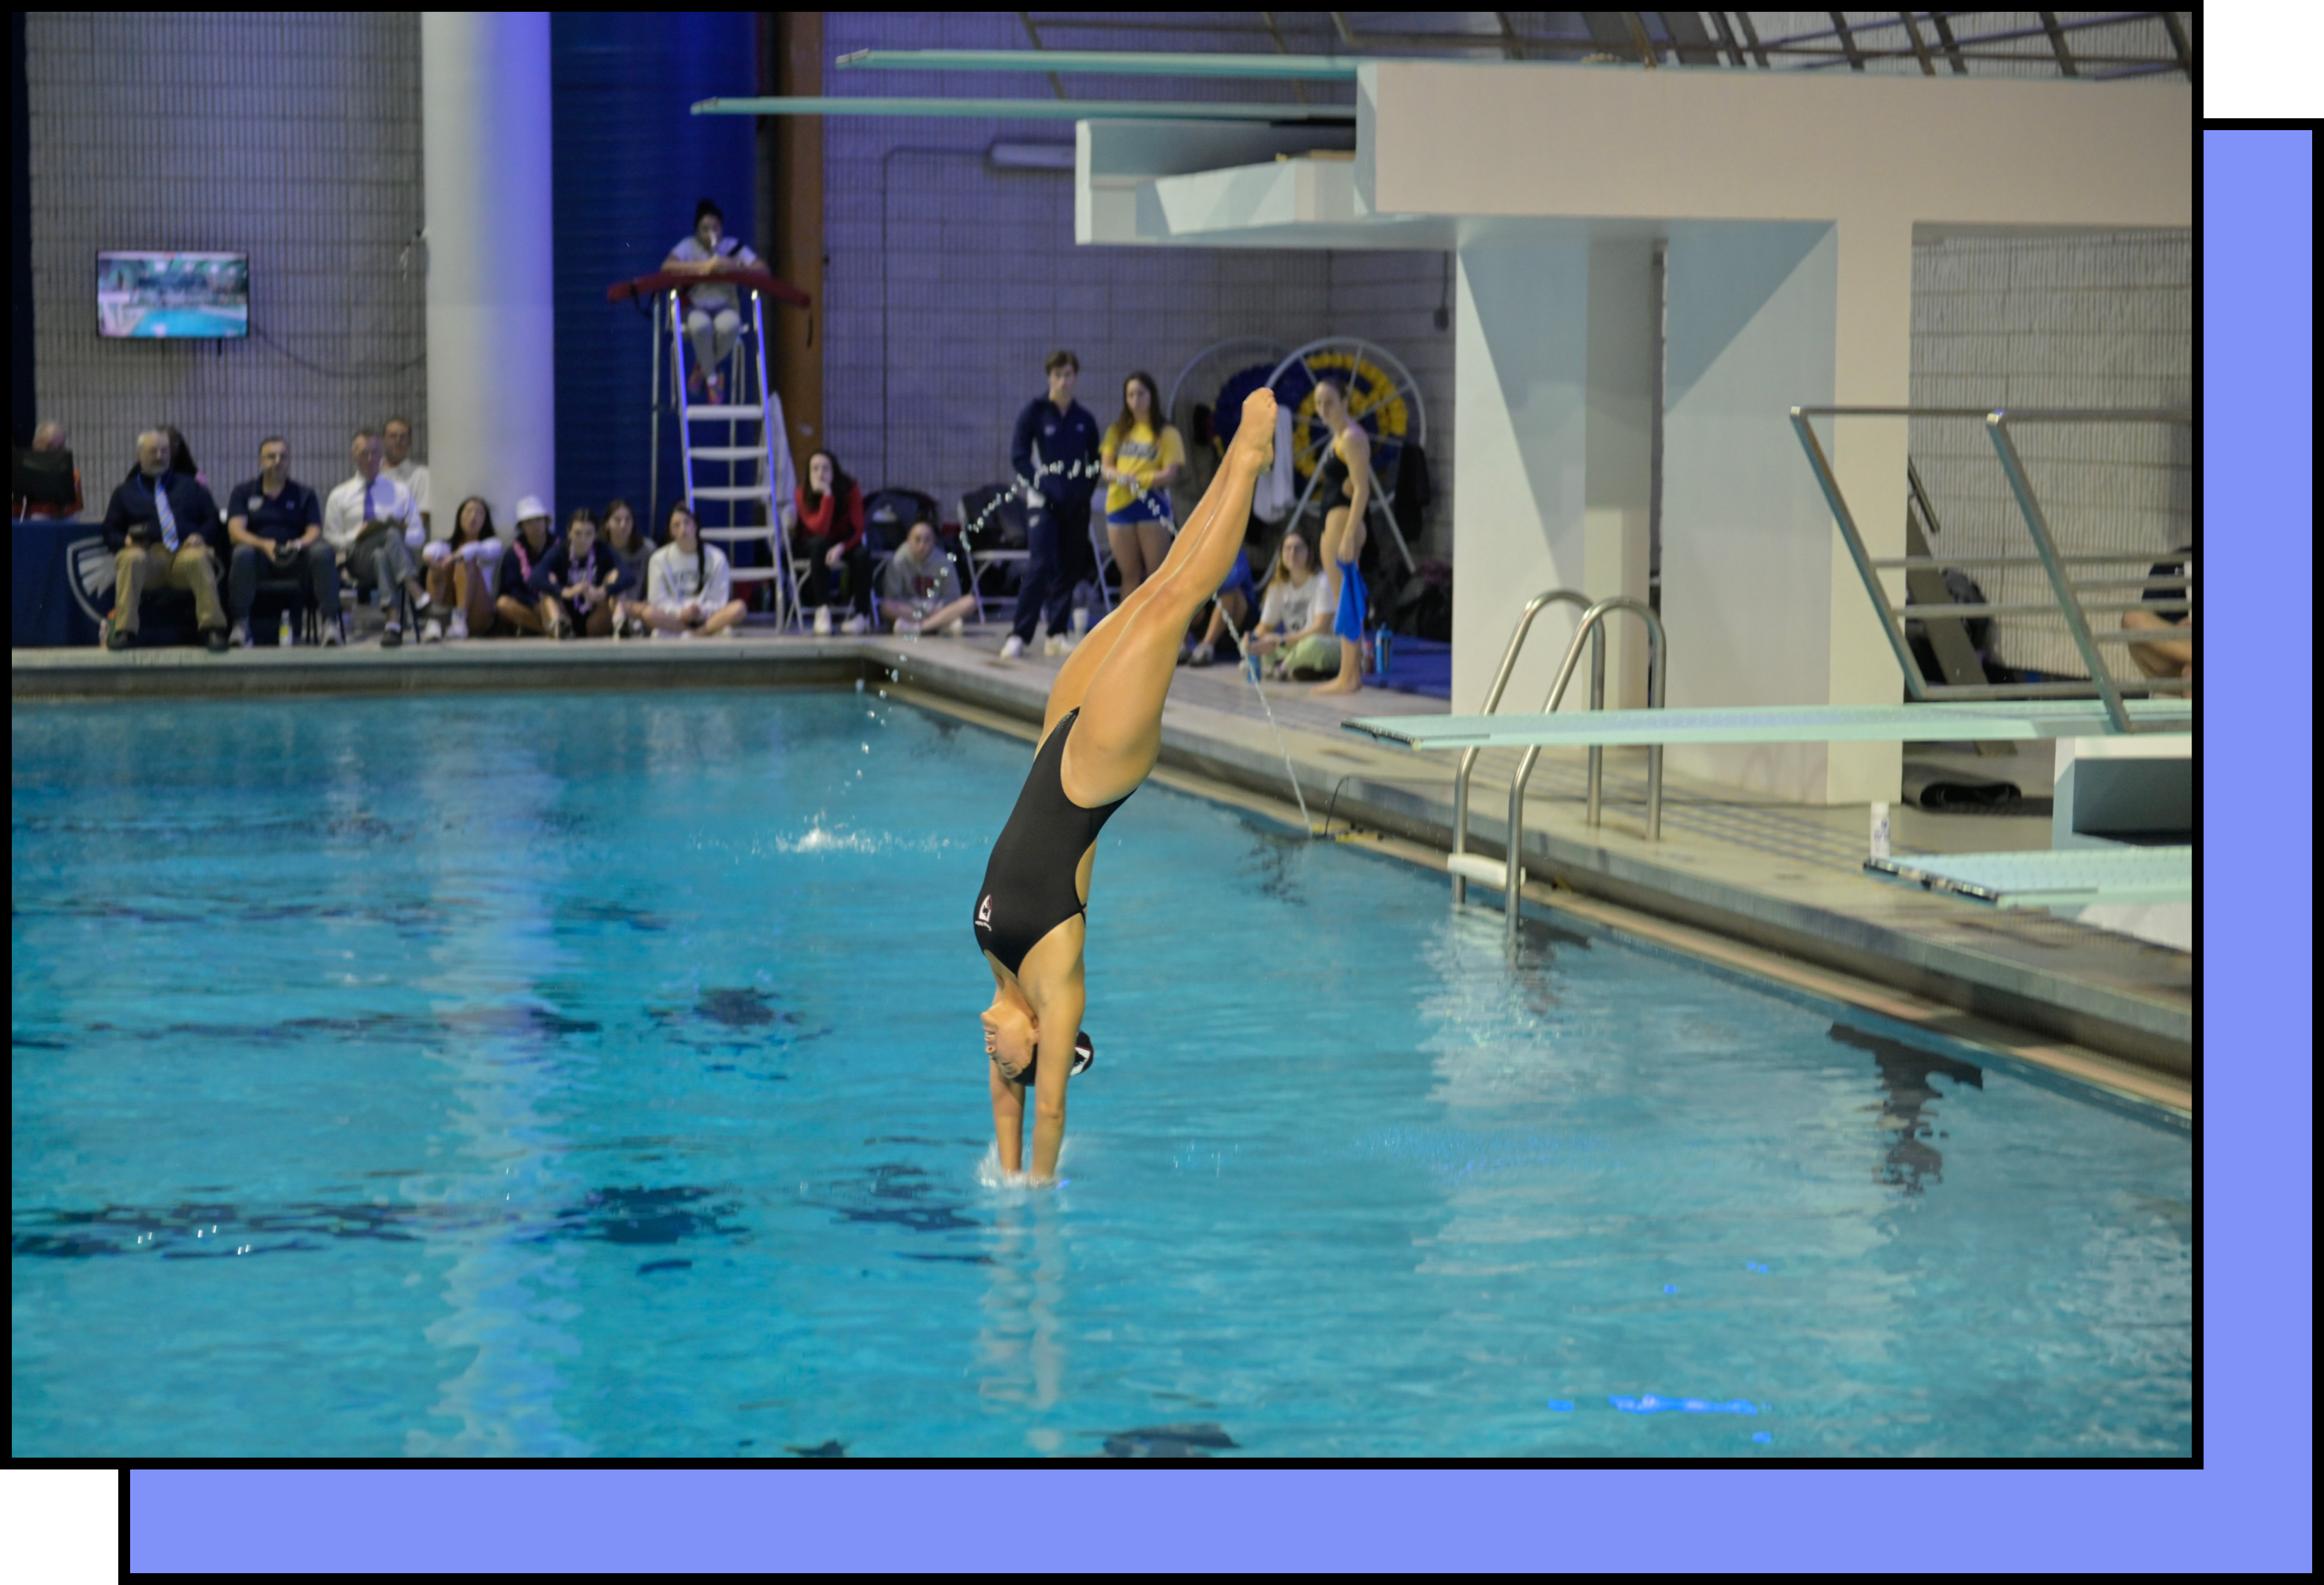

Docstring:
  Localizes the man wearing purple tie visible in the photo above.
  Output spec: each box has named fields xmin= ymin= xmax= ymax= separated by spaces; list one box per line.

xmin=322 ymin=427 xmax=433 ymax=648
xmin=99 ymin=428 xmax=229 ymax=652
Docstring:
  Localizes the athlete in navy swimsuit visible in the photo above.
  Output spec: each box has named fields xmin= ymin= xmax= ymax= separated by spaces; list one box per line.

xmin=1307 ymin=373 xmax=1373 ymax=698
xmin=973 ymin=386 xmax=1280 ymax=1185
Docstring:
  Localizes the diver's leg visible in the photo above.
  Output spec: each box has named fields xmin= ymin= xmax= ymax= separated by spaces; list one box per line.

xmin=1043 ymin=400 xmax=1273 ymax=734
xmin=1059 ymin=432 xmax=1270 ymax=803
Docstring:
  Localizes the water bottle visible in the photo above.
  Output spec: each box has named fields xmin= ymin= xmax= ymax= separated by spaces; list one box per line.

xmin=1374 ymin=623 xmax=1393 ymax=676
xmin=1869 ymin=801 xmax=1891 ymax=859
xmin=278 ymin=610 xmax=293 ymax=648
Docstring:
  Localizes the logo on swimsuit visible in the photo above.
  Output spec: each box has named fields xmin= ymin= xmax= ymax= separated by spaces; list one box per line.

xmin=976 ymin=894 xmax=992 ymax=931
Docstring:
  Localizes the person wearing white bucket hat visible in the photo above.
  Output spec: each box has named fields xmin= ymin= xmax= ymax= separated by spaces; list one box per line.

xmin=490 ymin=494 xmax=559 ymax=637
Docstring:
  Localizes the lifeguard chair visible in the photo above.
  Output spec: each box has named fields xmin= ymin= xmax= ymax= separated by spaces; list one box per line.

xmin=608 ymin=266 xmax=810 ymax=625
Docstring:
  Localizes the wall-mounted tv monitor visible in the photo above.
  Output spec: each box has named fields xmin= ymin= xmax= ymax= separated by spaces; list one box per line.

xmin=97 ymin=251 xmax=250 ymax=339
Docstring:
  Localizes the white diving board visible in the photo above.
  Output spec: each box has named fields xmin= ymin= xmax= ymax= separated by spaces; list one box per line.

xmin=1342 ymin=699 xmax=2192 ymax=752
xmin=1865 ymin=846 xmax=2191 ymax=907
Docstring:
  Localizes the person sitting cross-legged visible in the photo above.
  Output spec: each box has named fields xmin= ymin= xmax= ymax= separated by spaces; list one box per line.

xmin=224 ymin=435 xmax=338 ymax=648
xmin=620 ymin=502 xmax=749 ymax=639
xmin=1245 ymin=529 xmax=1338 ymax=680
xmin=878 ymin=517 xmax=979 ymax=636
xmin=529 ymin=509 xmax=633 ymax=639
xmin=493 ymin=498 xmax=560 ymax=636
xmin=99 ymin=428 xmax=229 ymax=652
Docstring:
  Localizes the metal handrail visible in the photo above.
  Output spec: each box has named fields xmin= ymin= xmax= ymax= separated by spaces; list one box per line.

xmin=749 ymin=290 xmax=802 ymax=630
xmin=1449 ymin=588 xmax=1595 ymax=904
xmin=1789 ymin=405 xmax=2193 ymax=736
xmin=1498 ymin=597 xmax=1666 ymax=934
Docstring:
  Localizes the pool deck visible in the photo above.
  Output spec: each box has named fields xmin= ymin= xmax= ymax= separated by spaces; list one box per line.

xmin=13 ymin=626 xmax=2192 ymax=1112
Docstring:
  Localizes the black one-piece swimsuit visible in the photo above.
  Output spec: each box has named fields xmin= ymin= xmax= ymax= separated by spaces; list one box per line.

xmin=973 ymin=709 xmax=1132 ymax=976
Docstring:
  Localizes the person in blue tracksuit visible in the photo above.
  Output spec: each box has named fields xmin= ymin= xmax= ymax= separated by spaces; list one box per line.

xmin=1004 ymin=350 xmax=1103 ymax=659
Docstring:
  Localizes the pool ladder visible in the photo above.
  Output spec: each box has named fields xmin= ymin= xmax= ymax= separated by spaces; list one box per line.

xmin=1447 ymin=590 xmax=1667 ymax=933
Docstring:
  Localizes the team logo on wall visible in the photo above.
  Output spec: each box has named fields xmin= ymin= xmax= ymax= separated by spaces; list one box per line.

xmin=69 ymin=537 xmax=115 ymax=623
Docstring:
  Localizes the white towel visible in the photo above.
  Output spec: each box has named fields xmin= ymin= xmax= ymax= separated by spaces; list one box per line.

xmin=1254 ymin=405 xmax=1296 ymax=521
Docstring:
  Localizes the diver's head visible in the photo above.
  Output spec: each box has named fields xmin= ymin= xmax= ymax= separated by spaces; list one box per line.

xmin=981 ymin=994 xmax=1036 ymax=1082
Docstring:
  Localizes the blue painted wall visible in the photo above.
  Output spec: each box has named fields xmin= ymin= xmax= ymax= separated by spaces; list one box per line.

xmin=551 ymin=12 xmax=755 ymax=528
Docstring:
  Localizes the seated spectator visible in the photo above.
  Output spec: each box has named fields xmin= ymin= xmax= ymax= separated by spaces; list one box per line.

xmin=622 ymin=502 xmax=747 ymax=638
xmin=382 ymin=415 xmax=433 ymax=539
xmin=12 ymin=419 xmax=83 ymax=520
xmin=663 ymin=198 xmax=759 ymax=405
xmin=600 ymin=497 xmax=652 ymax=635
xmin=99 ymin=428 xmax=228 ymax=652
xmin=2123 ymin=543 xmax=2193 ymax=690
xmin=224 ymin=435 xmax=337 ymax=648
xmin=322 ymin=427 xmax=434 ymax=648
xmin=1186 ymin=542 xmax=1260 ymax=666
xmin=602 ymin=497 xmax=652 ymax=566
xmin=792 ymin=448 xmax=871 ymax=635
xmin=420 ymin=495 xmax=503 ymax=642
xmin=1247 ymin=531 xmax=1337 ymax=680
xmin=529 ymin=508 xmax=632 ymax=639
xmin=878 ymin=517 xmax=977 ymax=636
xmin=493 ymin=497 xmax=559 ymax=636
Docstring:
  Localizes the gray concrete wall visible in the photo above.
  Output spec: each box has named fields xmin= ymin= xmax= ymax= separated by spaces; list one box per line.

xmin=25 ymin=11 xmax=427 ymax=506
xmin=1908 ymin=229 xmax=2193 ymax=680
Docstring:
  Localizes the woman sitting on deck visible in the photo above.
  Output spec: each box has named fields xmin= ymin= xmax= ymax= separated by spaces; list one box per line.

xmin=972 ymin=386 xmax=1278 ymax=1186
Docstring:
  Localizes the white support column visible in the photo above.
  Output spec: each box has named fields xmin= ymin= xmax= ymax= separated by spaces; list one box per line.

xmin=1661 ymin=216 xmax=1911 ymax=805
xmin=1662 ymin=222 xmax=1836 ymax=801
xmin=1584 ymin=238 xmax=1655 ymax=710
xmin=1451 ymin=235 xmax=1655 ymax=717
xmin=422 ymin=12 xmax=555 ymax=538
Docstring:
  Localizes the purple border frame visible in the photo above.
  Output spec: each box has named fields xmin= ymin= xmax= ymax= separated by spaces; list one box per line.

xmin=115 ymin=130 xmax=2312 ymax=1577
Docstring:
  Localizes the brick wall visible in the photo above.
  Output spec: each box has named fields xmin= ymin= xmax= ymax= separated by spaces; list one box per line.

xmin=1908 ymin=229 xmax=2192 ymax=678
xmin=25 ymin=12 xmax=425 ymax=510
xmin=821 ymin=12 xmax=1455 ymax=559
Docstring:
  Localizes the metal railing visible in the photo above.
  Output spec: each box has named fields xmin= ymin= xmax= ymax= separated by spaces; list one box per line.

xmin=1492 ymin=598 xmax=1667 ymax=934
xmin=1789 ymin=405 xmax=2193 ymax=736
xmin=1449 ymin=588 xmax=1593 ymax=904
xmin=1446 ymin=589 xmax=1667 ymax=927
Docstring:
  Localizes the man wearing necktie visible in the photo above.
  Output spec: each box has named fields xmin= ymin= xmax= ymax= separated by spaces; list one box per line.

xmin=321 ymin=427 xmax=432 ymax=647
xmin=99 ymin=428 xmax=229 ymax=652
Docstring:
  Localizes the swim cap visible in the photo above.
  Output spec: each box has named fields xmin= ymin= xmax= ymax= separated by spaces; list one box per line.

xmin=1072 ymin=1030 xmax=1094 ymax=1076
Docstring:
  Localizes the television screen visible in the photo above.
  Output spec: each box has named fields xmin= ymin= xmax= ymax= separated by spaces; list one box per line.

xmin=96 ymin=251 xmax=250 ymax=339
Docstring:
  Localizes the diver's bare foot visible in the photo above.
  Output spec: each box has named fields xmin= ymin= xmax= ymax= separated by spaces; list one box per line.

xmin=1311 ymin=674 xmax=1362 ymax=697
xmin=1228 ymin=389 xmax=1278 ymax=464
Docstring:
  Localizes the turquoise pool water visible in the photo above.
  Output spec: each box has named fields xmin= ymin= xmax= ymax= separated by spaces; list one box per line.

xmin=12 ymin=691 xmax=2191 ymax=1458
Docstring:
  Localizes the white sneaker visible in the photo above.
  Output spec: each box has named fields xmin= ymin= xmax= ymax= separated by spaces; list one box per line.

xmin=813 ymin=606 xmax=832 ymax=635
xmin=942 ymin=617 xmax=966 ymax=636
xmin=230 ymin=620 xmax=253 ymax=649
xmin=999 ymin=635 xmax=1025 ymax=659
xmin=321 ymin=613 xmax=344 ymax=646
xmin=446 ymin=608 xmax=469 ymax=642
xmin=421 ymin=617 xmax=444 ymax=644
xmin=841 ymin=613 xmax=868 ymax=635
xmin=895 ymin=618 xmax=923 ymax=636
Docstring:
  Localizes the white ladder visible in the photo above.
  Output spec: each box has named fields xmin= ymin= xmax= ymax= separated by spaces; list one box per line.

xmin=666 ymin=287 xmax=799 ymax=625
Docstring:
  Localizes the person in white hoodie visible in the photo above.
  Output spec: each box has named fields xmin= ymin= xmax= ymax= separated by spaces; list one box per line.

xmin=619 ymin=502 xmax=747 ymax=638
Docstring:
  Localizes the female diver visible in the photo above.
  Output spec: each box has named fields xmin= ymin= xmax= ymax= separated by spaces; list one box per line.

xmin=1307 ymin=373 xmax=1373 ymax=698
xmin=973 ymin=386 xmax=1279 ymax=1184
